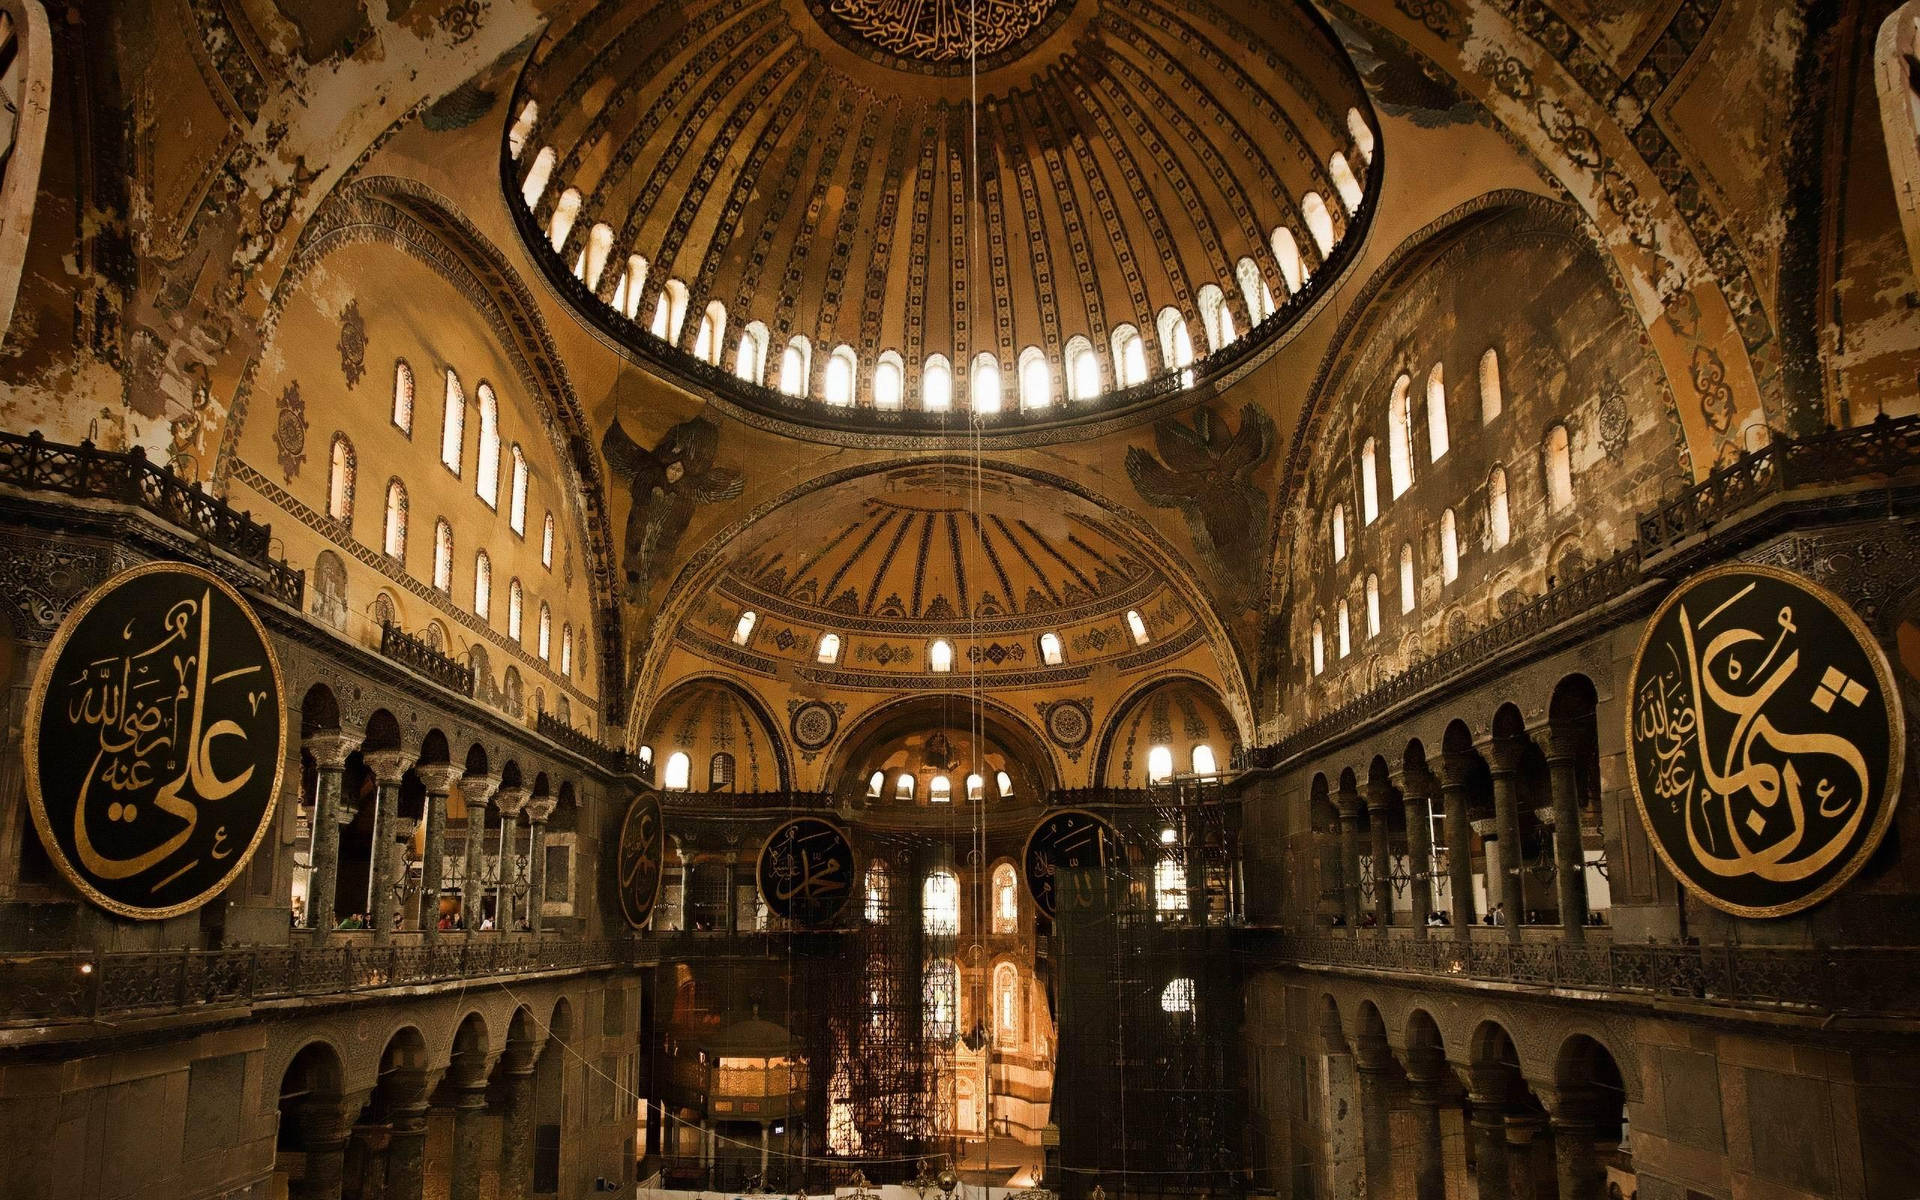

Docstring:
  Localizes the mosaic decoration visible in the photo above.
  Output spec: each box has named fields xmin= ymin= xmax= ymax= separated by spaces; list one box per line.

xmin=1625 ymin=563 xmax=1903 ymax=918
xmin=615 ymin=790 xmax=666 ymax=928
xmin=757 ymin=817 xmax=856 ymax=925
xmin=26 ymin=563 xmax=285 ymax=919
xmin=336 ymin=299 xmax=366 ymax=388
xmin=789 ymin=700 xmax=840 ymax=751
xmin=602 ymin=417 xmax=744 ymax=605
xmin=1126 ymin=404 xmax=1276 ymax=605
xmin=274 ymin=381 xmax=307 ymax=482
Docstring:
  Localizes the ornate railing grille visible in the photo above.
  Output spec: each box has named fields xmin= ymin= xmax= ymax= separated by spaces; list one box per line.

xmin=534 ymin=709 xmax=632 ymax=774
xmin=380 ymin=619 xmax=477 ymax=695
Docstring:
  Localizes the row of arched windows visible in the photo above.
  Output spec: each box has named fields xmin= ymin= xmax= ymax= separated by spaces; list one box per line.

xmin=513 ymin=102 xmax=1375 ymax=416
xmin=658 ymin=750 xmax=738 ymax=793
xmin=730 ymin=609 xmax=1153 ymax=668
xmin=866 ymin=770 xmax=1016 ymax=803
xmin=1146 ymin=744 xmax=1220 ymax=783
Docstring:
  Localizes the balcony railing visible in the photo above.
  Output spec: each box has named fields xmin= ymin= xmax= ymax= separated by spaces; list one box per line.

xmin=1271 ymin=931 xmax=1920 ymax=1017
xmin=0 ymin=430 xmax=305 ymax=608
xmin=380 ymin=619 xmax=476 ymax=696
xmin=535 ymin=709 xmax=635 ymax=775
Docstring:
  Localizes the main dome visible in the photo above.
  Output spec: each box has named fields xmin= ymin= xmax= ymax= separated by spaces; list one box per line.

xmin=507 ymin=0 xmax=1378 ymax=441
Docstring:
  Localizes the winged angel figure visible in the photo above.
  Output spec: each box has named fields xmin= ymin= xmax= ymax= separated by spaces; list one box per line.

xmin=1124 ymin=404 xmax=1276 ymax=605
xmin=602 ymin=416 xmax=744 ymax=606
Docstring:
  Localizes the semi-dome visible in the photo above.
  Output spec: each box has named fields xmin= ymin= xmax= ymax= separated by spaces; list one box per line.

xmin=507 ymin=0 xmax=1379 ymax=442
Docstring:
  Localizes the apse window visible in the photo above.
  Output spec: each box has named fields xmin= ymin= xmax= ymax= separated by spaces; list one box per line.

xmin=662 ymin=752 xmax=691 ymax=792
xmin=992 ymin=863 xmax=1017 ymax=928
xmin=996 ymin=770 xmax=1013 ymax=799
xmin=508 ymin=445 xmax=529 ymax=535
xmin=866 ymin=771 xmax=885 ymax=800
xmin=1191 ymin=744 xmax=1218 ymax=777
xmin=1039 ymin=632 xmax=1064 ymax=666
xmin=1360 ymin=439 xmax=1379 ymax=523
xmin=1161 ymin=977 xmax=1196 ymax=1015
xmin=923 ymin=871 xmax=960 ymax=936
xmin=1019 ymin=347 xmax=1052 ymax=410
xmin=1331 ymin=503 xmax=1346 ymax=563
xmin=1148 ymin=744 xmax=1174 ymax=784
xmin=1066 ymin=337 xmax=1100 ymax=401
xmin=825 ymin=345 xmax=858 ymax=406
xmin=1441 ymin=509 xmax=1460 ymax=583
xmin=966 ymin=774 xmax=985 ymax=802
xmin=929 ymin=639 xmax=954 ymax=673
xmin=541 ymin=512 xmax=555 ymax=569
xmin=780 ymin=337 xmax=812 ymax=398
xmin=732 ymin=610 xmax=758 ymax=645
xmin=392 ymin=360 xmax=414 ymax=435
xmin=895 ymin=773 xmax=915 ymax=802
xmin=441 ymin=370 xmax=466 ymax=476
xmin=971 ymin=353 xmax=1002 ymax=413
xmin=874 ymin=353 xmax=904 ymax=410
xmin=817 ymin=633 xmax=842 ymax=664
xmin=1400 ymin=544 xmax=1416 ymax=614
xmin=433 ymin=520 xmax=454 ymax=592
xmin=930 ymin=775 xmax=952 ymax=803
xmin=922 ymin=354 xmax=953 ymax=412
xmin=1311 ymin=618 xmax=1325 ymax=676
xmin=1365 ymin=574 xmax=1381 ymax=637
xmin=1127 ymin=610 xmax=1150 ymax=646
xmin=538 ymin=602 xmax=552 ymax=660
xmin=1546 ymin=424 xmax=1574 ymax=512
xmin=1337 ymin=599 xmax=1351 ymax=658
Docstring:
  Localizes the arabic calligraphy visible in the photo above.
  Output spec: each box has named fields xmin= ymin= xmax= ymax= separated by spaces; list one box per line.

xmin=1023 ymin=808 xmax=1116 ymax=919
xmin=757 ymin=817 xmax=856 ymax=926
xmin=822 ymin=0 xmax=1064 ymax=64
xmin=616 ymin=791 xmax=666 ymax=928
xmin=1625 ymin=563 xmax=1903 ymax=918
xmin=26 ymin=563 xmax=285 ymax=919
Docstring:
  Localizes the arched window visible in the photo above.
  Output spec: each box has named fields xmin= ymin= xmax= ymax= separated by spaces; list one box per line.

xmin=1440 ymin=508 xmax=1460 ymax=583
xmin=440 ymin=370 xmax=466 ymax=476
xmin=538 ymin=602 xmax=552 ymax=660
xmin=1272 ymin=227 xmax=1306 ymax=294
xmin=1148 ymin=744 xmax=1174 ymax=783
xmin=326 ymin=434 xmax=355 ymax=524
xmin=708 ymin=752 xmax=734 ymax=791
xmin=560 ymin=624 xmax=573 ymax=676
xmin=1388 ymin=374 xmax=1414 ymax=497
xmin=816 ymin=632 xmax=841 ymax=664
xmin=996 ymin=770 xmax=1013 ymax=798
xmin=921 ymin=353 xmax=953 ymax=411
xmin=867 ymin=771 xmax=885 ymax=800
xmin=732 ymin=610 xmax=757 ymax=645
xmin=663 ymin=751 xmax=691 ymax=792
xmin=930 ymin=775 xmax=952 ymax=803
xmin=508 ymin=99 xmax=539 ymax=160
xmin=1400 ymin=543 xmax=1416 ymax=614
xmin=929 ymin=638 xmax=954 ymax=673
xmin=1366 ymin=573 xmax=1381 ymax=636
xmin=508 ymin=578 xmax=524 ymax=640
xmin=541 ymin=513 xmax=555 ymax=569
xmin=864 ymin=860 xmax=888 ymax=920
xmin=1156 ymin=307 xmax=1195 ymax=375
xmin=582 ymin=223 xmax=615 ymax=291
xmin=735 ymin=321 xmax=769 ymax=384
xmin=392 ymin=361 xmax=414 ymax=435
xmin=1039 ymin=631 xmax=1064 ymax=666
xmin=779 ymin=336 xmax=812 ymax=397
xmin=895 ymin=773 xmax=916 ymax=802
xmin=1331 ymin=503 xmax=1346 ymax=563
xmin=433 ymin=519 xmax=454 ymax=592
xmin=1018 ymin=346 xmax=1051 ymax=409
xmin=1155 ymin=856 xmax=1187 ymax=913
xmin=383 ymin=479 xmax=408 ymax=560
xmin=923 ymin=871 xmax=960 ymax=935
xmin=1480 ymin=348 xmax=1503 ymax=423
xmin=993 ymin=863 xmax=1019 ymax=933
xmin=966 ymin=773 xmax=985 ymax=802
xmin=1302 ymin=192 xmax=1336 ymax=257
xmin=547 ymin=187 xmax=581 ymax=252
xmin=1329 ymin=153 xmax=1364 ymax=213
xmin=1488 ymin=466 xmax=1512 ymax=548
xmin=1311 ymin=618 xmax=1325 ymax=675
xmin=508 ymin=445 xmax=529 ymax=534
xmin=1192 ymin=744 xmax=1218 ymax=776
xmin=825 ymin=344 xmax=858 ymax=406
xmin=473 ymin=383 xmax=501 ymax=507
xmin=1425 ymin=364 xmax=1450 ymax=461
xmin=970 ymin=352 xmax=1002 ymax=413
xmin=1161 ymin=978 xmax=1195 ymax=1014
xmin=874 ymin=351 xmax=905 ymax=410
xmin=473 ymin=550 xmax=492 ymax=620
xmin=1360 ymin=438 xmax=1380 ymax=523
xmin=1337 ymin=598 xmax=1351 ymax=658
xmin=925 ymin=959 xmax=959 ymax=1039
xmin=1065 ymin=336 xmax=1100 ymax=400
xmin=1127 ymin=609 xmax=1150 ymax=645
xmin=1236 ymin=257 xmax=1274 ymax=324
xmin=612 ymin=255 xmax=648 ymax=320
xmin=693 ymin=301 xmax=727 ymax=365
xmin=1196 ymin=284 xmax=1235 ymax=352
xmin=995 ymin=961 xmax=1020 ymax=1038
xmin=1545 ymin=424 xmax=1574 ymax=512
xmin=520 ymin=146 xmax=556 ymax=209
xmin=1111 ymin=325 xmax=1147 ymax=387
xmin=1348 ymin=107 xmax=1376 ymax=165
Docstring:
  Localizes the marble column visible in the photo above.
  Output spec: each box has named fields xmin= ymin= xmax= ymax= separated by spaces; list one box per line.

xmin=384 ymin=1068 xmax=437 ymax=1200
xmin=1335 ymin=778 xmax=1364 ymax=932
xmin=446 ymin=1055 xmax=492 ymax=1200
xmin=304 ymin=732 xmax=362 ymax=938
xmin=459 ymin=775 xmax=500 ymax=932
xmin=1356 ymin=1055 xmax=1398 ymax=1200
xmin=493 ymin=786 xmax=531 ymax=932
xmin=1504 ymin=1113 xmax=1545 ymax=1200
xmin=361 ymin=750 xmax=417 ymax=944
xmin=1544 ymin=723 xmax=1589 ymax=940
xmin=290 ymin=1092 xmax=358 ymax=1200
xmin=415 ymin=764 xmax=462 ymax=942
xmin=525 ymin=795 xmax=556 ymax=935
xmin=1485 ymin=738 xmax=1525 ymax=942
xmin=1440 ymin=750 xmax=1477 ymax=937
xmin=1365 ymin=779 xmax=1396 ymax=929
xmin=1398 ymin=768 xmax=1436 ymax=937
xmin=1468 ymin=1103 xmax=1511 ymax=1200
xmin=1405 ymin=1071 xmax=1451 ymax=1200
xmin=1545 ymin=1089 xmax=1607 ymax=1200
xmin=497 ymin=1048 xmax=537 ymax=1200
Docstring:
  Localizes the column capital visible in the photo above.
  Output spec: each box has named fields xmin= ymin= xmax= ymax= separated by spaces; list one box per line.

xmin=1439 ymin=748 xmax=1479 ymax=787
xmin=416 ymin=763 xmax=464 ymax=796
xmin=494 ymin=785 xmax=532 ymax=817
xmin=458 ymin=774 xmax=501 ymax=811
xmin=333 ymin=798 xmax=363 ymax=826
xmin=1394 ymin=766 xmax=1437 ymax=800
xmin=1363 ymin=778 xmax=1396 ymax=814
xmin=1481 ymin=734 xmax=1526 ymax=775
xmin=305 ymin=730 xmax=362 ymax=771
xmin=362 ymin=749 xmax=417 ymax=786
xmin=1541 ymin=717 xmax=1588 ymax=764
xmin=524 ymin=795 xmax=558 ymax=824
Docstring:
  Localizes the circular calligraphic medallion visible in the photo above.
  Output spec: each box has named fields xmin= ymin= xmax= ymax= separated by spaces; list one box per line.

xmin=26 ymin=562 xmax=286 ymax=920
xmin=756 ymin=816 xmax=857 ymax=926
xmin=615 ymin=790 xmax=666 ymax=929
xmin=1023 ymin=808 xmax=1118 ymax=919
xmin=1625 ymin=563 xmax=1904 ymax=918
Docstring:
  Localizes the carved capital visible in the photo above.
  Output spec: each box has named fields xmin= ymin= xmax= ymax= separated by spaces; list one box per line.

xmin=305 ymin=730 xmax=363 ymax=771
xmin=1439 ymin=748 xmax=1478 ymax=790
xmin=415 ymin=763 xmax=465 ymax=796
xmin=392 ymin=817 xmax=419 ymax=844
xmin=524 ymin=796 xmax=558 ymax=824
xmin=458 ymin=774 xmax=501 ymax=813
xmin=1469 ymin=817 xmax=1500 ymax=839
xmin=1482 ymin=734 xmax=1526 ymax=776
xmin=362 ymin=749 xmax=417 ymax=786
xmin=333 ymin=800 xmax=362 ymax=827
xmin=1363 ymin=778 xmax=1396 ymax=814
xmin=1394 ymin=766 xmax=1437 ymax=801
xmin=494 ymin=785 xmax=531 ymax=817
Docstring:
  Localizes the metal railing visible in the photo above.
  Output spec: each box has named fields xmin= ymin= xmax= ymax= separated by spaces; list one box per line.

xmin=379 ymin=619 xmax=476 ymax=696
xmin=535 ymin=709 xmax=635 ymax=775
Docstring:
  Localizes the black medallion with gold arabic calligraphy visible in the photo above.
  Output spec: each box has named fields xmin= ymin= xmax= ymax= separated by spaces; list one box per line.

xmin=26 ymin=562 xmax=286 ymax=920
xmin=1625 ymin=563 xmax=1903 ymax=919
xmin=615 ymin=790 xmax=666 ymax=929
xmin=756 ymin=817 xmax=856 ymax=926
xmin=1023 ymin=808 xmax=1117 ymax=920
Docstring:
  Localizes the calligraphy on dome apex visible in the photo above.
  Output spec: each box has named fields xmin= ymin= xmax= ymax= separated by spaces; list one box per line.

xmin=814 ymin=0 xmax=1069 ymax=67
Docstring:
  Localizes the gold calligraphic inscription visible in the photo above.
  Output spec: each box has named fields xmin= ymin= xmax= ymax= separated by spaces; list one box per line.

xmin=616 ymin=790 xmax=666 ymax=929
xmin=821 ymin=0 xmax=1066 ymax=64
xmin=1023 ymin=808 xmax=1116 ymax=919
xmin=756 ymin=817 xmax=856 ymax=926
xmin=1625 ymin=563 xmax=1904 ymax=918
xmin=25 ymin=562 xmax=286 ymax=919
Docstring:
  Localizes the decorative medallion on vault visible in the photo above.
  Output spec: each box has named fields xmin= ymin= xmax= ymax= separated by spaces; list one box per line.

xmin=790 ymin=700 xmax=840 ymax=751
xmin=1040 ymin=698 xmax=1092 ymax=749
xmin=26 ymin=562 xmax=286 ymax=920
xmin=809 ymin=0 xmax=1070 ymax=68
xmin=615 ymin=790 xmax=666 ymax=929
xmin=1624 ymin=563 xmax=1903 ymax=919
xmin=757 ymin=817 xmax=856 ymax=926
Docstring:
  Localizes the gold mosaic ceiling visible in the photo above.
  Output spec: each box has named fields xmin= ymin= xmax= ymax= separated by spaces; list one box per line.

xmin=512 ymin=0 xmax=1375 ymax=415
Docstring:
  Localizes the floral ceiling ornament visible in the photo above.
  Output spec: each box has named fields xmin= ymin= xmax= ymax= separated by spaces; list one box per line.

xmin=337 ymin=299 xmax=367 ymax=389
xmin=275 ymin=381 xmax=308 ymax=482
